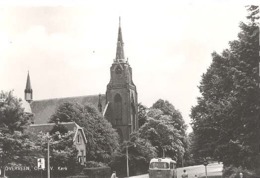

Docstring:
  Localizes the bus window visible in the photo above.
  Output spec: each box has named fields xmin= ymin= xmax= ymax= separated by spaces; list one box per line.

xmin=170 ymin=162 xmax=174 ymax=169
xmin=150 ymin=162 xmax=169 ymax=169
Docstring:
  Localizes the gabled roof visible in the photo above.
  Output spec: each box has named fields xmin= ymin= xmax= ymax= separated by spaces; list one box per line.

xmin=30 ymin=94 xmax=106 ymax=124
xmin=29 ymin=122 xmax=87 ymax=143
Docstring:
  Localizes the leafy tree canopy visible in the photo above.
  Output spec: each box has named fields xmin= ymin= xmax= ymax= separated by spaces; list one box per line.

xmin=137 ymin=103 xmax=148 ymax=127
xmin=138 ymin=99 xmax=188 ymax=166
xmin=109 ymin=132 xmax=157 ymax=177
xmin=0 ymin=91 xmax=36 ymax=176
xmin=0 ymin=91 xmax=32 ymax=133
xmin=34 ymin=131 xmax=80 ymax=174
xmin=49 ymin=102 xmax=120 ymax=163
xmin=190 ymin=5 xmax=259 ymax=170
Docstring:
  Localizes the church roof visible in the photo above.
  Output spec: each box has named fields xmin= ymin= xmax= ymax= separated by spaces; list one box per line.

xmin=30 ymin=94 xmax=106 ymax=124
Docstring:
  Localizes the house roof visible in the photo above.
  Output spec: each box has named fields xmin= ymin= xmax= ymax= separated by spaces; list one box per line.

xmin=30 ymin=94 xmax=106 ymax=124
xmin=29 ymin=122 xmax=78 ymax=133
xmin=29 ymin=122 xmax=87 ymax=143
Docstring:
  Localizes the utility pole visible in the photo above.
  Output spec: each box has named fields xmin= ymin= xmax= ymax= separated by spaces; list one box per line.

xmin=126 ymin=146 xmax=129 ymax=177
xmin=47 ymin=136 xmax=50 ymax=178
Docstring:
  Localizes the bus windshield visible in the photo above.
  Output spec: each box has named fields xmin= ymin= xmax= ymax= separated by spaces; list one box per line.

xmin=150 ymin=162 xmax=169 ymax=169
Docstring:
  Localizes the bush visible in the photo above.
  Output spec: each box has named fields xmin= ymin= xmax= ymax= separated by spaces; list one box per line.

xmin=84 ymin=161 xmax=108 ymax=168
xmin=83 ymin=167 xmax=111 ymax=178
xmin=222 ymin=165 xmax=259 ymax=178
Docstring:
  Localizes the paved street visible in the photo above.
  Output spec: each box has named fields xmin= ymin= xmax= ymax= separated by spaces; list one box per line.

xmin=129 ymin=162 xmax=223 ymax=178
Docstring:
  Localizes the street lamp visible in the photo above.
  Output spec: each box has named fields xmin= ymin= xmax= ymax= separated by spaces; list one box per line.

xmin=203 ymin=159 xmax=208 ymax=178
xmin=46 ymin=133 xmax=50 ymax=178
xmin=126 ymin=145 xmax=129 ymax=177
xmin=46 ymin=132 xmax=61 ymax=178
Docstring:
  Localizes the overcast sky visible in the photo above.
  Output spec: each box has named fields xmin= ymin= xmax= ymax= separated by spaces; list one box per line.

xmin=0 ymin=0 xmax=256 ymax=132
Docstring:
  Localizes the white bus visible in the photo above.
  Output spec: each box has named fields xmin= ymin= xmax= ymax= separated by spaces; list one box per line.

xmin=149 ymin=157 xmax=177 ymax=178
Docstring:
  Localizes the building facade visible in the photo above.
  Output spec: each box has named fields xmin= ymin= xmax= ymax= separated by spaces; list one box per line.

xmin=29 ymin=122 xmax=87 ymax=165
xmin=24 ymin=19 xmax=138 ymax=141
xmin=105 ymin=19 xmax=138 ymax=141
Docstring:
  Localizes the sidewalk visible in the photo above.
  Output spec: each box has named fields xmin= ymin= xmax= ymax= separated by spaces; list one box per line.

xmin=125 ymin=174 xmax=148 ymax=178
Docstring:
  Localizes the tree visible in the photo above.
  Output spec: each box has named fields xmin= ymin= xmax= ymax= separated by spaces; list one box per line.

xmin=139 ymin=99 xmax=188 ymax=166
xmin=109 ymin=132 xmax=157 ymax=177
xmin=33 ymin=131 xmax=80 ymax=176
xmin=0 ymin=91 xmax=36 ymax=177
xmin=152 ymin=99 xmax=187 ymax=135
xmin=137 ymin=103 xmax=148 ymax=127
xmin=0 ymin=91 xmax=32 ymax=133
xmin=190 ymin=6 xmax=259 ymax=171
xmin=185 ymin=132 xmax=197 ymax=165
xmin=49 ymin=102 xmax=120 ymax=163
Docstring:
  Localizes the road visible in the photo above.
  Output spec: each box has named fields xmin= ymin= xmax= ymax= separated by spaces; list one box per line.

xmin=129 ymin=162 xmax=223 ymax=178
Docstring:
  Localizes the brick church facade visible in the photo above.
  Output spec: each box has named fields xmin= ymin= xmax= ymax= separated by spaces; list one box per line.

xmin=105 ymin=19 xmax=138 ymax=141
xmin=24 ymin=19 xmax=138 ymax=141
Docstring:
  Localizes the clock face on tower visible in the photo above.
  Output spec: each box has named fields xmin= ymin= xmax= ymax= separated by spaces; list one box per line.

xmin=115 ymin=66 xmax=122 ymax=74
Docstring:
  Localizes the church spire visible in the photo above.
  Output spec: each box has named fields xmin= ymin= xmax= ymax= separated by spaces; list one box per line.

xmin=115 ymin=17 xmax=125 ymax=62
xmin=24 ymin=71 xmax=33 ymax=102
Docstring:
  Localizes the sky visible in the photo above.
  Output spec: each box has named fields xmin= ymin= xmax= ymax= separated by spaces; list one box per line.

xmin=0 ymin=0 xmax=257 ymax=132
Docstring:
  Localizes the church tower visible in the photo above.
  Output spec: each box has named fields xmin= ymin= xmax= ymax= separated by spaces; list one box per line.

xmin=24 ymin=71 xmax=33 ymax=103
xmin=105 ymin=18 xmax=138 ymax=141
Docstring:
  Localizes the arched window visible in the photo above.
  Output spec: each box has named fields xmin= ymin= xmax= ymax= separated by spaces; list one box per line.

xmin=114 ymin=94 xmax=122 ymax=120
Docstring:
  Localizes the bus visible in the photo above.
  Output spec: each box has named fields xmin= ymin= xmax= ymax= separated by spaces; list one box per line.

xmin=148 ymin=157 xmax=177 ymax=178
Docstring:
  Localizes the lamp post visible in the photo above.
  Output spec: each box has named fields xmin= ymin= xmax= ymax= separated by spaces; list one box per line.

xmin=47 ymin=137 xmax=50 ymax=178
xmin=125 ymin=142 xmax=136 ymax=177
xmin=45 ymin=133 xmax=51 ymax=178
xmin=126 ymin=145 xmax=129 ymax=177
xmin=46 ymin=132 xmax=61 ymax=178
xmin=203 ymin=160 xmax=208 ymax=178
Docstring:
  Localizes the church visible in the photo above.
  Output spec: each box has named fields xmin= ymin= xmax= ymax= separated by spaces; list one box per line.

xmin=24 ymin=19 xmax=138 ymax=141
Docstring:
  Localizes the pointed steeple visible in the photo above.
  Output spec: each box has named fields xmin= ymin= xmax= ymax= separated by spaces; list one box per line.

xmin=115 ymin=17 xmax=125 ymax=62
xmin=24 ymin=71 xmax=33 ymax=102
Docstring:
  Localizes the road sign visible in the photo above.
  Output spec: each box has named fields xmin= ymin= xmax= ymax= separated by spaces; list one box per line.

xmin=203 ymin=160 xmax=208 ymax=166
xmin=37 ymin=158 xmax=45 ymax=169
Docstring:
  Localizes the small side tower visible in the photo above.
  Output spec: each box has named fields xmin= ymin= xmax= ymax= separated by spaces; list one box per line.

xmin=24 ymin=71 xmax=33 ymax=103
